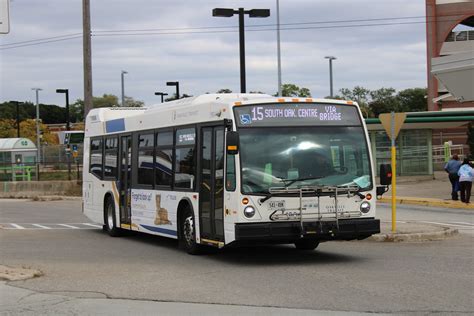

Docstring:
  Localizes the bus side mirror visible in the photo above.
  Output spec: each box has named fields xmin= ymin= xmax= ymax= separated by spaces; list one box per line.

xmin=380 ymin=164 xmax=392 ymax=185
xmin=226 ymin=131 xmax=239 ymax=155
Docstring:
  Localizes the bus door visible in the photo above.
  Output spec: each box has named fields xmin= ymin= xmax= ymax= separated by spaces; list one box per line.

xmin=119 ymin=135 xmax=132 ymax=225
xmin=199 ymin=125 xmax=225 ymax=241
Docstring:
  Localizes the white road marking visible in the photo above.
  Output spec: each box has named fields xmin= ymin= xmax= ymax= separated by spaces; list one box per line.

xmin=57 ymin=224 xmax=80 ymax=229
xmin=82 ymin=223 xmax=102 ymax=228
xmin=449 ymin=221 xmax=474 ymax=226
xmin=10 ymin=223 xmax=25 ymax=229
xmin=32 ymin=224 xmax=51 ymax=229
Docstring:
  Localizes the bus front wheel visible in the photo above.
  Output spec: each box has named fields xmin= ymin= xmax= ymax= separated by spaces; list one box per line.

xmin=294 ymin=239 xmax=319 ymax=250
xmin=181 ymin=207 xmax=202 ymax=255
xmin=105 ymin=197 xmax=121 ymax=237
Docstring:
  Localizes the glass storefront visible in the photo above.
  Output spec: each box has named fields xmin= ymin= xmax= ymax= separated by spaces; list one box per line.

xmin=370 ymin=129 xmax=433 ymax=176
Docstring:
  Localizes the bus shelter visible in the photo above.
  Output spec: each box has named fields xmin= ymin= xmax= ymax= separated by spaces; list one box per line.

xmin=0 ymin=138 xmax=37 ymax=181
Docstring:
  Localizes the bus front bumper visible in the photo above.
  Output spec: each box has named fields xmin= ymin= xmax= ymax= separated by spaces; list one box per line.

xmin=234 ymin=218 xmax=380 ymax=243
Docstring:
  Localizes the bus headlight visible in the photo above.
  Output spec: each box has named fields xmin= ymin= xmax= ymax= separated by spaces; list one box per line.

xmin=360 ymin=201 xmax=371 ymax=213
xmin=244 ymin=206 xmax=255 ymax=218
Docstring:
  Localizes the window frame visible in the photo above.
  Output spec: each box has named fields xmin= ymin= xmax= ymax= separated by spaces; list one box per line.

xmin=103 ymin=136 xmax=119 ymax=180
xmin=173 ymin=126 xmax=197 ymax=192
xmin=89 ymin=136 xmax=104 ymax=180
xmin=155 ymin=128 xmax=174 ymax=190
xmin=135 ymin=130 xmax=155 ymax=189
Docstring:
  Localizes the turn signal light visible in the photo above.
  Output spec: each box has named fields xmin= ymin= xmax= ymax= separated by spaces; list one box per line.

xmin=366 ymin=193 xmax=372 ymax=201
xmin=242 ymin=197 xmax=249 ymax=205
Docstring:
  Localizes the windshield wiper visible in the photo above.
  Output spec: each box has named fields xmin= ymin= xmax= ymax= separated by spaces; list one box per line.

xmin=279 ymin=176 xmax=325 ymax=187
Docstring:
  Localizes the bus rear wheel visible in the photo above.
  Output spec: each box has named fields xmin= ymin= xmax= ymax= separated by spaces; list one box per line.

xmin=181 ymin=207 xmax=202 ymax=255
xmin=105 ymin=197 xmax=121 ymax=237
xmin=294 ymin=239 xmax=319 ymax=250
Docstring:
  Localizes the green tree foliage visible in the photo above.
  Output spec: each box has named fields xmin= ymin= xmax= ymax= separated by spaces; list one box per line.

xmin=217 ymin=89 xmax=232 ymax=94
xmin=279 ymin=84 xmax=311 ymax=97
xmin=0 ymin=101 xmax=68 ymax=124
xmin=335 ymin=87 xmax=427 ymax=118
xmin=0 ymin=119 xmax=58 ymax=144
xmin=70 ymin=94 xmax=145 ymax=121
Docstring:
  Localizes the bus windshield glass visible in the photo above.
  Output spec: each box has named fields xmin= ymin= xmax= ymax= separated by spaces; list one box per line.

xmin=239 ymin=126 xmax=372 ymax=194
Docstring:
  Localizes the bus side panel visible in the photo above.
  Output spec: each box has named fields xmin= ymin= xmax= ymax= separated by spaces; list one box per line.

xmin=130 ymin=189 xmax=199 ymax=240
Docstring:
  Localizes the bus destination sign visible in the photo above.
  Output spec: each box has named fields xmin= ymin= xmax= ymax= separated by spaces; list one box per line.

xmin=234 ymin=103 xmax=361 ymax=127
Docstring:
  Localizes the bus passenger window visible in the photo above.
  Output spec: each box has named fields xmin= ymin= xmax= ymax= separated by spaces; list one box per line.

xmin=137 ymin=133 xmax=154 ymax=186
xmin=104 ymin=137 xmax=118 ymax=178
xmin=90 ymin=138 xmax=103 ymax=179
xmin=174 ymin=128 xmax=196 ymax=189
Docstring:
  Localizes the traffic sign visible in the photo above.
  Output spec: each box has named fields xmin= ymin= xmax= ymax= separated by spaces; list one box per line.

xmin=379 ymin=112 xmax=406 ymax=141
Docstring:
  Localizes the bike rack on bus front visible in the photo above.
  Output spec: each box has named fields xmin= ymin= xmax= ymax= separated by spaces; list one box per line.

xmin=268 ymin=185 xmax=361 ymax=237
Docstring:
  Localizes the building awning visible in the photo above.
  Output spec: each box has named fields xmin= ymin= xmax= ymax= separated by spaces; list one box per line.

xmin=0 ymin=138 xmax=37 ymax=152
xmin=366 ymin=110 xmax=474 ymax=130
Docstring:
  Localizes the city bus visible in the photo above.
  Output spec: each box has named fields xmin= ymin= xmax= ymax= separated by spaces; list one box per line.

xmin=82 ymin=94 xmax=381 ymax=254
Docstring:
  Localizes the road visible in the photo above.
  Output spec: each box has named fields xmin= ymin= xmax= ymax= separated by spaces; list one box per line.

xmin=0 ymin=199 xmax=473 ymax=314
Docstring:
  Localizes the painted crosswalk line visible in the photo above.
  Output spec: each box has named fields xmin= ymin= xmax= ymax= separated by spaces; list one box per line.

xmin=0 ymin=223 xmax=102 ymax=230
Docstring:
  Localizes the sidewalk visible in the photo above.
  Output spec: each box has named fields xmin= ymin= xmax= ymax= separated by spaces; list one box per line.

xmin=370 ymin=221 xmax=458 ymax=242
xmin=378 ymin=171 xmax=474 ymax=210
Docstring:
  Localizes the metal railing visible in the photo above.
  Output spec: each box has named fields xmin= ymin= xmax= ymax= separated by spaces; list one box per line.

xmin=445 ymin=30 xmax=474 ymax=42
xmin=0 ymin=162 xmax=82 ymax=182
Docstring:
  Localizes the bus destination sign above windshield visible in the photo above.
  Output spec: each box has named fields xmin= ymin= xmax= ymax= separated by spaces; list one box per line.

xmin=234 ymin=103 xmax=361 ymax=127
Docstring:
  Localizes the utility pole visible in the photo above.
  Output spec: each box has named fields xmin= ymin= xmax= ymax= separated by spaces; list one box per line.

xmin=121 ymin=71 xmax=128 ymax=106
xmin=11 ymin=101 xmax=21 ymax=137
xmin=83 ymin=0 xmax=93 ymax=118
xmin=276 ymin=0 xmax=282 ymax=96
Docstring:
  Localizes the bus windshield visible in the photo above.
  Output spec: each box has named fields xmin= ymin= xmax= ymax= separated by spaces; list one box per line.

xmin=239 ymin=126 xmax=372 ymax=194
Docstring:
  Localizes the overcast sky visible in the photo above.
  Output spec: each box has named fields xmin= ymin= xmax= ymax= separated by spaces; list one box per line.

xmin=0 ymin=0 xmax=429 ymax=107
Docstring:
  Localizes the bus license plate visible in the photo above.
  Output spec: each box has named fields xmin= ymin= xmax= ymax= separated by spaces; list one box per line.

xmin=268 ymin=200 xmax=285 ymax=210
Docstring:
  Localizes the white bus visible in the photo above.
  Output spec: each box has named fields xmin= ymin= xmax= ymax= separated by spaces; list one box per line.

xmin=82 ymin=94 xmax=382 ymax=254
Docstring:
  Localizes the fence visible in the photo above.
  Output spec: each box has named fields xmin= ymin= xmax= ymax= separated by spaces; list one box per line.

xmin=0 ymin=144 xmax=84 ymax=182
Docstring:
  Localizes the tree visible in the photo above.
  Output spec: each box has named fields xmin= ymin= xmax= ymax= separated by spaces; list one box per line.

xmin=0 ymin=119 xmax=58 ymax=144
xmin=69 ymin=94 xmax=144 ymax=121
xmin=369 ymin=87 xmax=399 ymax=117
xmin=217 ymin=89 xmax=232 ymax=94
xmin=279 ymin=84 xmax=311 ymax=97
xmin=124 ymin=96 xmax=144 ymax=107
xmin=397 ymin=88 xmax=427 ymax=112
xmin=338 ymin=86 xmax=371 ymax=117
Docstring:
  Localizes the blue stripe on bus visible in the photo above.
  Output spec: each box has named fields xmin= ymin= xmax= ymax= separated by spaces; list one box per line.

xmin=140 ymin=224 xmax=177 ymax=237
xmin=106 ymin=118 xmax=125 ymax=133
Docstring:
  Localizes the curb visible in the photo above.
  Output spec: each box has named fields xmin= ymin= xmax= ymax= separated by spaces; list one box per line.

xmin=379 ymin=197 xmax=474 ymax=210
xmin=0 ymin=195 xmax=81 ymax=201
xmin=369 ymin=227 xmax=459 ymax=242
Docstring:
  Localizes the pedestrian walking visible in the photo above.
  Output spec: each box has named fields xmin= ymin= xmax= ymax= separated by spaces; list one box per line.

xmin=458 ymin=158 xmax=473 ymax=204
xmin=444 ymin=154 xmax=461 ymax=200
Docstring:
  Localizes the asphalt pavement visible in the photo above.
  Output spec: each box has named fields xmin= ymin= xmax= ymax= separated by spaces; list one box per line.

xmin=0 ymin=199 xmax=473 ymax=314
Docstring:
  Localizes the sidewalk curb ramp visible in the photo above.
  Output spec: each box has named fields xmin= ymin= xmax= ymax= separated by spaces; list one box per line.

xmin=379 ymin=197 xmax=474 ymax=210
xmin=369 ymin=226 xmax=459 ymax=242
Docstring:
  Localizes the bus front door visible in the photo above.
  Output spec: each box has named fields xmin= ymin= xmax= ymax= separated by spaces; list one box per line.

xmin=119 ymin=135 xmax=132 ymax=225
xmin=199 ymin=126 xmax=225 ymax=242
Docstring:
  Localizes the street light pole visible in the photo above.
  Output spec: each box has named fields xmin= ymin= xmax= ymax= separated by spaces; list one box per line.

xmin=154 ymin=92 xmax=168 ymax=103
xmin=276 ymin=0 xmax=282 ymax=96
xmin=212 ymin=7 xmax=270 ymax=94
xmin=56 ymin=89 xmax=70 ymax=131
xmin=32 ymin=88 xmax=42 ymax=179
xmin=325 ymin=56 xmax=336 ymax=98
xmin=121 ymin=70 xmax=128 ymax=107
xmin=11 ymin=101 xmax=21 ymax=137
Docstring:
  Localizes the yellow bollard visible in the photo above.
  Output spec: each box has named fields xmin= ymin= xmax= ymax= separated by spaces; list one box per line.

xmin=391 ymin=146 xmax=397 ymax=232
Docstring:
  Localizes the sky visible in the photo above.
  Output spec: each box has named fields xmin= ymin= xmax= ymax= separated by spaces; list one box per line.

xmin=0 ymin=0 xmax=429 ymax=107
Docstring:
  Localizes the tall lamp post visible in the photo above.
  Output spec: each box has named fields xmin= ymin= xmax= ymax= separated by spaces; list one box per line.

xmin=212 ymin=7 xmax=270 ymax=93
xmin=166 ymin=81 xmax=180 ymax=100
xmin=121 ymin=70 xmax=128 ymax=106
xmin=154 ymin=92 xmax=168 ymax=103
xmin=10 ymin=101 xmax=21 ymax=137
xmin=325 ymin=56 xmax=336 ymax=98
xmin=276 ymin=0 xmax=282 ymax=96
xmin=32 ymin=88 xmax=42 ymax=180
xmin=56 ymin=89 xmax=70 ymax=131
xmin=56 ymin=88 xmax=72 ymax=181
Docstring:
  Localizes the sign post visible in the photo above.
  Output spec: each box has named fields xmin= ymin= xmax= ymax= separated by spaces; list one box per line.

xmin=379 ymin=112 xmax=406 ymax=232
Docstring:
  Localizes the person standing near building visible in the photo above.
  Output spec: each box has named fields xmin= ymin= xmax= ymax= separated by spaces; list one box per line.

xmin=458 ymin=158 xmax=473 ymax=204
xmin=444 ymin=154 xmax=461 ymax=200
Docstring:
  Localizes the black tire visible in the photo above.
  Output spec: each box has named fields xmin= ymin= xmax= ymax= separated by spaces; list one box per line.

xmin=104 ymin=197 xmax=122 ymax=237
xmin=294 ymin=239 xmax=319 ymax=250
xmin=180 ymin=207 xmax=202 ymax=255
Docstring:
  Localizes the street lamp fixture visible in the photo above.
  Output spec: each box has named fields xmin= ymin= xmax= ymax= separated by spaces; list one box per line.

xmin=154 ymin=92 xmax=168 ymax=103
xmin=56 ymin=89 xmax=70 ymax=131
xmin=121 ymin=70 xmax=128 ymax=107
xmin=212 ymin=7 xmax=270 ymax=93
xmin=166 ymin=81 xmax=180 ymax=100
xmin=325 ymin=56 xmax=337 ymax=98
